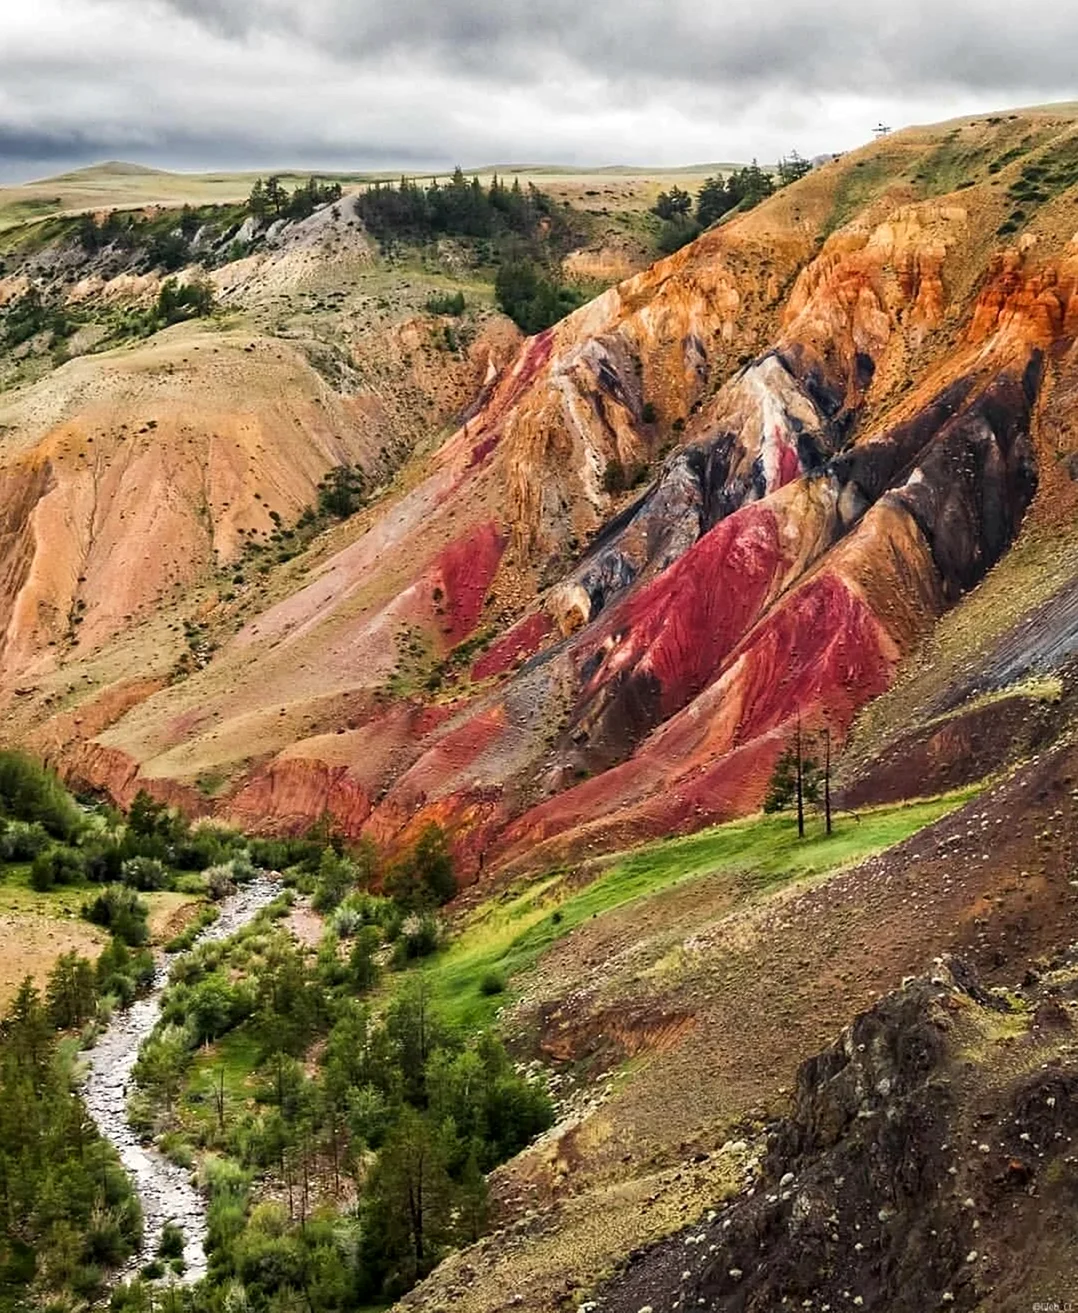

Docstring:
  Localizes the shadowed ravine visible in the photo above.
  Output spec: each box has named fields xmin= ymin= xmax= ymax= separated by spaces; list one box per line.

xmin=80 ymin=877 xmax=281 ymax=1283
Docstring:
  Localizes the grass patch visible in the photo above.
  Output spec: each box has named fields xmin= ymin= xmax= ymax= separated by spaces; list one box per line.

xmin=178 ymin=1026 xmax=264 ymax=1140
xmin=422 ymin=789 xmax=981 ymax=1029
xmin=0 ymin=864 xmax=86 ymax=915
xmin=910 ymin=132 xmax=994 ymax=199
xmin=822 ymin=149 xmax=910 ymax=236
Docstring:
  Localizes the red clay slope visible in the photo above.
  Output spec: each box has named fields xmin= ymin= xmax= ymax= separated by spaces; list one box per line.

xmin=21 ymin=114 xmax=1078 ymax=876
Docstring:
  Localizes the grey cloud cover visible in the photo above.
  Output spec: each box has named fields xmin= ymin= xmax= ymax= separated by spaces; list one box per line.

xmin=0 ymin=0 xmax=1075 ymax=180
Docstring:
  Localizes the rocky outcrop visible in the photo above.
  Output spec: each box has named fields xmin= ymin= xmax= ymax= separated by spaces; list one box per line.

xmin=598 ymin=956 xmax=1078 ymax=1313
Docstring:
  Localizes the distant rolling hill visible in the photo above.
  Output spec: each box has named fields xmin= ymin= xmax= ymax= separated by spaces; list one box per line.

xmin=0 ymin=158 xmax=751 ymax=230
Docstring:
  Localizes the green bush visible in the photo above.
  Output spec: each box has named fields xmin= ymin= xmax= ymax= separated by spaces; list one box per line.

xmin=479 ymin=969 xmax=505 ymax=996
xmin=384 ymin=823 xmax=456 ymax=910
xmin=82 ymin=886 xmax=150 ymax=946
xmin=157 ymin=1222 xmax=185 ymax=1260
xmin=317 ymin=464 xmax=366 ymax=520
xmin=391 ymin=912 xmax=442 ymax=966
xmin=426 ymin=290 xmax=466 ymax=315
xmin=120 ymin=856 xmax=171 ymax=891
xmin=95 ymin=935 xmax=155 ymax=1004
xmin=184 ymin=973 xmax=254 ymax=1043
xmin=0 ymin=751 xmax=83 ymax=840
xmin=349 ymin=924 xmax=383 ymax=992
xmin=494 ymin=259 xmax=585 ymax=334
xmin=312 ymin=847 xmax=358 ymax=912
xmin=657 ymin=215 xmax=701 ymax=254
xmin=0 ymin=819 xmax=51 ymax=862
xmin=30 ymin=844 xmax=87 ymax=891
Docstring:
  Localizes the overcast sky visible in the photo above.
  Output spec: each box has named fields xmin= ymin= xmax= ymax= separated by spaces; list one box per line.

xmin=0 ymin=0 xmax=1075 ymax=181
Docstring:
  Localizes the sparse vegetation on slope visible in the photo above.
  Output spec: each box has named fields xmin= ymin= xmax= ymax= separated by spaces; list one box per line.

xmin=420 ymin=790 xmax=980 ymax=1029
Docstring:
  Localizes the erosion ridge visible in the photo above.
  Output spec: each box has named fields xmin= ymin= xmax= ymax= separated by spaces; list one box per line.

xmin=2 ymin=110 xmax=1078 ymax=878
xmin=4 ymin=110 xmax=1072 ymax=880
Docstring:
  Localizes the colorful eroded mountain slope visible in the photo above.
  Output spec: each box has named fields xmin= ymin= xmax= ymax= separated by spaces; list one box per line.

xmin=5 ymin=109 xmax=1078 ymax=877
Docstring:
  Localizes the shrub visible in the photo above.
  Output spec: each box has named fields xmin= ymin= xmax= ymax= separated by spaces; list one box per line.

xmin=171 ymin=823 xmax=238 ymax=871
xmin=392 ymin=912 xmax=442 ymax=966
xmin=0 ymin=752 xmax=82 ymax=840
xmin=82 ymin=839 xmax=124 ymax=884
xmin=657 ymin=215 xmax=701 ymax=254
xmin=205 ymin=862 xmax=238 ymax=900
xmin=426 ymin=290 xmax=466 ymax=316
xmin=384 ymin=823 xmax=456 ymax=910
xmin=110 ymin=1280 xmax=155 ymax=1313
xmin=317 ymin=465 xmax=366 ymax=520
xmin=83 ymin=886 xmax=150 ymax=946
xmin=127 ymin=791 xmax=179 ymax=842
xmin=231 ymin=849 xmax=257 ymax=882
xmin=2 ymin=289 xmax=50 ymax=349
xmin=158 ymin=1133 xmax=194 ymax=1169
xmin=329 ymin=902 xmax=361 ymax=938
xmin=494 ymin=259 xmax=584 ymax=334
xmin=30 ymin=844 xmax=87 ymax=891
xmin=95 ymin=935 xmax=155 ymax=1002
xmin=186 ymin=973 xmax=252 ymax=1043
xmin=121 ymin=856 xmax=171 ymax=891
xmin=157 ymin=1222 xmax=185 ymax=1260
xmin=349 ymin=924 xmax=383 ymax=991
xmin=479 ymin=969 xmax=506 ymax=996
xmin=603 ymin=456 xmax=627 ymax=494
xmin=333 ymin=891 xmax=393 ymax=937
xmin=312 ymin=848 xmax=358 ymax=912
xmin=0 ymin=820 xmax=50 ymax=862
xmin=249 ymin=834 xmax=322 ymax=872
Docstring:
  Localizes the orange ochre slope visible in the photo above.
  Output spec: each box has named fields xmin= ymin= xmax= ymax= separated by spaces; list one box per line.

xmin=8 ymin=111 xmax=1078 ymax=875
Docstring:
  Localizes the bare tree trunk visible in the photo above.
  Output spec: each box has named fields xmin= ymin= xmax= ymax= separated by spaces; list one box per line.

xmin=330 ymin=1116 xmax=340 ymax=1195
xmin=214 ymin=1066 xmax=225 ymax=1134
xmin=824 ymin=724 xmax=832 ymax=836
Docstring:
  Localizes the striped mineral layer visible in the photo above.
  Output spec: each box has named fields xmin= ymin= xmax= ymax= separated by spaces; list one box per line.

xmin=4 ymin=110 xmax=1078 ymax=879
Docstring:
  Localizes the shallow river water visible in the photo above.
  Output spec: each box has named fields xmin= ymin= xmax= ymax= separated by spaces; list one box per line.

xmin=80 ymin=876 xmax=281 ymax=1282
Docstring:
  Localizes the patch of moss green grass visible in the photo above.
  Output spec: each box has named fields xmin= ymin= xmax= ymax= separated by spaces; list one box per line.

xmin=0 ymin=863 xmax=85 ymax=915
xmin=181 ymin=1026 xmax=264 ymax=1135
xmin=424 ymin=788 xmax=982 ymax=1030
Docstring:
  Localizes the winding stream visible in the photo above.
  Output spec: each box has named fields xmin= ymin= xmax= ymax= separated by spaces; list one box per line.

xmin=81 ymin=876 xmax=281 ymax=1283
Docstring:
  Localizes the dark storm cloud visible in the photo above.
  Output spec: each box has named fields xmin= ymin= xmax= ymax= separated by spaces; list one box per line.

xmin=0 ymin=0 xmax=1074 ymax=180
xmin=155 ymin=0 xmax=1077 ymax=94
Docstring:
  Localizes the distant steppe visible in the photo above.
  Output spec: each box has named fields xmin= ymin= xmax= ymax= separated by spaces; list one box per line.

xmin=0 ymin=159 xmax=747 ymax=231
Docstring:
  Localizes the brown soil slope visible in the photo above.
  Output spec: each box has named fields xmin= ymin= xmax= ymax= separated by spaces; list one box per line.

xmin=397 ymin=737 xmax=1078 ymax=1313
